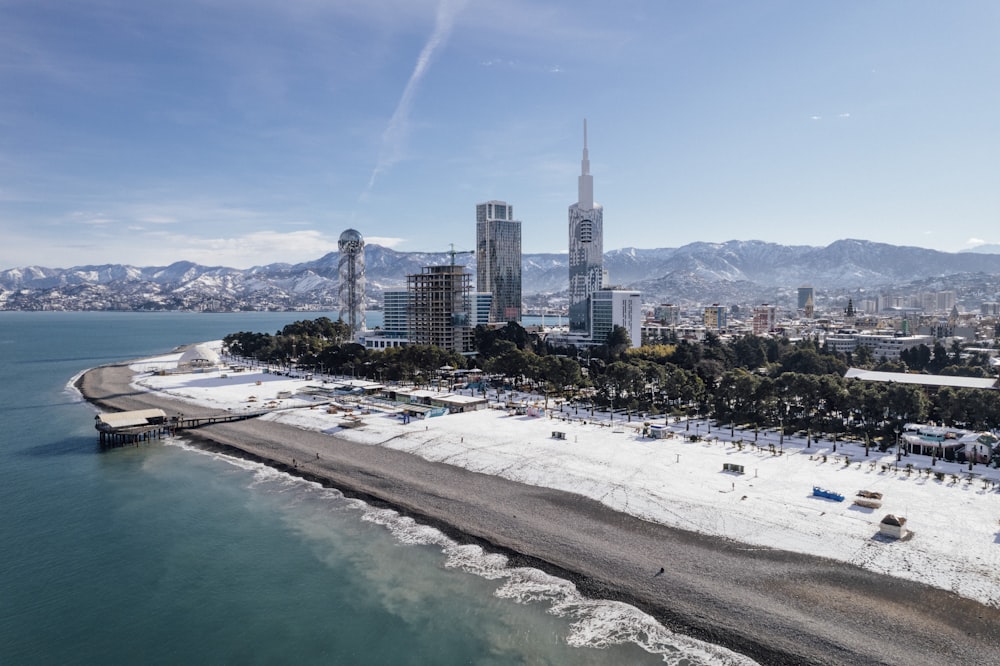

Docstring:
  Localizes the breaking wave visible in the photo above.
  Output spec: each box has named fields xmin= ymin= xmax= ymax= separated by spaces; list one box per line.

xmin=166 ymin=436 xmax=757 ymax=665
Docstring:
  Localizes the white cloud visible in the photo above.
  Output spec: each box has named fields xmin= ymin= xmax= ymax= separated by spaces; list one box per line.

xmin=364 ymin=236 xmax=405 ymax=248
xmin=151 ymin=229 xmax=341 ymax=267
xmin=70 ymin=211 xmax=115 ymax=226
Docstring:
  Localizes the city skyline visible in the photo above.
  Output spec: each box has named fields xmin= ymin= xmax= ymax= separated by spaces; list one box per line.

xmin=2 ymin=1 xmax=999 ymax=270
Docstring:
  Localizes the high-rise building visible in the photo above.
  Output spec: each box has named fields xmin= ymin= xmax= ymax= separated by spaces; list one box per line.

xmin=337 ymin=229 xmax=366 ymax=338
xmin=937 ymin=291 xmax=956 ymax=313
xmin=360 ymin=289 xmax=408 ymax=350
xmin=476 ymin=200 xmax=521 ymax=323
xmin=654 ymin=304 xmax=682 ymax=326
xmin=590 ymin=290 xmax=642 ymax=348
xmin=703 ymin=305 xmax=727 ymax=331
xmin=382 ymin=290 xmax=409 ymax=335
xmin=406 ymin=265 xmax=474 ymax=354
xmin=568 ymin=119 xmax=604 ymax=333
xmin=470 ymin=292 xmax=493 ymax=328
xmin=752 ymin=304 xmax=777 ymax=334
xmin=797 ymin=286 xmax=815 ymax=318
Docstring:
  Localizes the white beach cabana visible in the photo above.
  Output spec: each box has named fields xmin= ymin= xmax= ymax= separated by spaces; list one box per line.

xmin=177 ymin=344 xmax=221 ymax=371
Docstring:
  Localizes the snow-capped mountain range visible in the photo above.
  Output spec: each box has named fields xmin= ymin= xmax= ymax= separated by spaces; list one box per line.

xmin=3 ymin=239 xmax=1000 ymax=311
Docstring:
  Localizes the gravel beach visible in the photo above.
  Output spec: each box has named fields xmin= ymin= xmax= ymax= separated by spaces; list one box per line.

xmin=80 ymin=362 xmax=1000 ymax=665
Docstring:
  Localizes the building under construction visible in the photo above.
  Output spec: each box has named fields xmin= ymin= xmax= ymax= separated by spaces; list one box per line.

xmin=406 ymin=264 xmax=474 ymax=354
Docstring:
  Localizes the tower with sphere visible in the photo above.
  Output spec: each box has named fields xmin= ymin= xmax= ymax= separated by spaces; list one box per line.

xmin=338 ymin=229 xmax=366 ymax=337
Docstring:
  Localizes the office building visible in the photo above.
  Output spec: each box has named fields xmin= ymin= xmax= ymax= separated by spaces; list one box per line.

xmin=360 ymin=289 xmax=409 ymax=350
xmin=703 ymin=305 xmax=727 ymax=331
xmin=476 ymin=200 xmax=521 ymax=323
xmin=752 ymin=304 xmax=778 ymax=335
xmin=470 ymin=292 xmax=493 ymax=328
xmin=654 ymin=304 xmax=682 ymax=326
xmin=591 ymin=290 xmax=642 ymax=348
xmin=568 ymin=119 xmax=604 ymax=332
xmin=798 ymin=286 xmax=815 ymax=318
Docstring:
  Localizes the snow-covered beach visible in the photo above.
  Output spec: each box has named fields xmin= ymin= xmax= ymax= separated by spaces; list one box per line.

xmin=79 ymin=344 xmax=1000 ymax=665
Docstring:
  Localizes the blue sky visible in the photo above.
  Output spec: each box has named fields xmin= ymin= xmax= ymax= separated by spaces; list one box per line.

xmin=2 ymin=0 xmax=998 ymax=269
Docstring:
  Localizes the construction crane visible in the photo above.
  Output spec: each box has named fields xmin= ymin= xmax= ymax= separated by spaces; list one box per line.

xmin=444 ymin=243 xmax=475 ymax=266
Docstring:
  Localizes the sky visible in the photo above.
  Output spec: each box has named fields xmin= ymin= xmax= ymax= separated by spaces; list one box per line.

xmin=2 ymin=0 xmax=999 ymax=270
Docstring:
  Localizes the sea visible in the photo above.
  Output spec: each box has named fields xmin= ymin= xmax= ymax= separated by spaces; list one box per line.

xmin=0 ymin=311 xmax=750 ymax=665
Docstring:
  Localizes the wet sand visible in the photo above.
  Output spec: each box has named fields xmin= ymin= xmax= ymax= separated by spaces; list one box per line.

xmin=79 ymin=362 xmax=1000 ymax=665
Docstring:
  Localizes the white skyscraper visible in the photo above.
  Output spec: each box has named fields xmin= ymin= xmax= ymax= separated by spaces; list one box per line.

xmin=590 ymin=290 xmax=642 ymax=348
xmin=568 ymin=119 xmax=604 ymax=332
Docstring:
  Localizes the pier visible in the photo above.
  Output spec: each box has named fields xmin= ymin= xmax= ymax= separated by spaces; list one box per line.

xmin=96 ymin=408 xmax=267 ymax=448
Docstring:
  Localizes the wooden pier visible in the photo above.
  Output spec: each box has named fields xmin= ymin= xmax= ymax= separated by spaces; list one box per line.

xmin=96 ymin=408 xmax=267 ymax=448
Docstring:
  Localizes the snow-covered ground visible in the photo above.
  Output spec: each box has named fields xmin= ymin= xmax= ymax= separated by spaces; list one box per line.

xmin=132 ymin=347 xmax=1000 ymax=609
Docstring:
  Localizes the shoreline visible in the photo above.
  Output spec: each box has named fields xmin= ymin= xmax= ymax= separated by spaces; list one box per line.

xmin=78 ymin=361 xmax=1000 ymax=665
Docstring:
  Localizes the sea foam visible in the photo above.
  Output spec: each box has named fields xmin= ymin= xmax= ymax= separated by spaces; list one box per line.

xmin=165 ymin=435 xmax=758 ymax=665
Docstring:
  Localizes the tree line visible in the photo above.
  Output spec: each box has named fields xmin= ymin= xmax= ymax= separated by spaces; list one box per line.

xmin=222 ymin=318 xmax=1000 ymax=449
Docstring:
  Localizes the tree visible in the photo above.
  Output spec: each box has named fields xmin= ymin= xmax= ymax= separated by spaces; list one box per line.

xmin=779 ymin=347 xmax=846 ymax=376
xmin=714 ymin=369 xmax=760 ymax=424
xmin=484 ymin=347 xmax=539 ymax=385
xmin=474 ymin=321 xmax=536 ymax=358
xmin=846 ymin=382 xmax=889 ymax=447
xmin=730 ymin=334 xmax=768 ymax=370
xmin=600 ymin=361 xmax=645 ymax=410
xmin=885 ymin=384 xmax=928 ymax=430
xmin=850 ymin=344 xmax=873 ymax=368
xmin=606 ymin=325 xmax=631 ymax=360
xmin=928 ymin=342 xmax=950 ymax=373
xmin=669 ymin=340 xmax=702 ymax=370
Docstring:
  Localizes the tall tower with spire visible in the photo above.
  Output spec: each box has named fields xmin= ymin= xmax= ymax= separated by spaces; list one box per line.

xmin=568 ymin=119 xmax=604 ymax=333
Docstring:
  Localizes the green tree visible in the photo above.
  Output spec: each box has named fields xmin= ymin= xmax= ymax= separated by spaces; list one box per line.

xmin=606 ymin=325 xmax=631 ymax=361
xmin=730 ymin=334 xmax=768 ymax=370
xmin=885 ymin=383 xmax=928 ymax=430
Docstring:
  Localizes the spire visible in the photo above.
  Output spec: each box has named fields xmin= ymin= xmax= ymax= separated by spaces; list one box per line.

xmin=578 ymin=118 xmax=594 ymax=209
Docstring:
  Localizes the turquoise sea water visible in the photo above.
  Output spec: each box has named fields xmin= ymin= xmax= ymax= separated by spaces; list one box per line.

xmin=0 ymin=312 xmax=742 ymax=665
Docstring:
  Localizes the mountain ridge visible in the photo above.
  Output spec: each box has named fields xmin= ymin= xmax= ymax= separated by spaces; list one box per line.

xmin=3 ymin=239 xmax=1000 ymax=311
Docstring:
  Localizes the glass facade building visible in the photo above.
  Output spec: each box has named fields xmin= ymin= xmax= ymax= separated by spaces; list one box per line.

xmin=476 ymin=200 xmax=522 ymax=323
xmin=568 ymin=121 xmax=604 ymax=332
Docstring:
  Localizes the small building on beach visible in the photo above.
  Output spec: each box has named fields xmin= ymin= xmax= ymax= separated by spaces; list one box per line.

xmin=177 ymin=344 xmax=221 ymax=371
xmin=95 ymin=409 xmax=170 ymax=446
xmin=880 ymin=514 xmax=908 ymax=539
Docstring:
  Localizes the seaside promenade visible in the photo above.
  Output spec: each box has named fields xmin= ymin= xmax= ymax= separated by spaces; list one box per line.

xmin=80 ymin=360 xmax=1000 ymax=666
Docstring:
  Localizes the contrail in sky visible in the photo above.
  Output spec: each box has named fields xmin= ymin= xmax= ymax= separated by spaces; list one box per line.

xmin=362 ymin=0 xmax=467 ymax=201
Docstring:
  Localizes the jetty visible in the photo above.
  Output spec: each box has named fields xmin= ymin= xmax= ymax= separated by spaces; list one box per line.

xmin=95 ymin=408 xmax=266 ymax=447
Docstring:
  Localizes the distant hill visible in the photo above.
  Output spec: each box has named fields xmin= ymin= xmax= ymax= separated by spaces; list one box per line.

xmin=3 ymin=239 xmax=1000 ymax=311
xmin=962 ymin=244 xmax=1000 ymax=255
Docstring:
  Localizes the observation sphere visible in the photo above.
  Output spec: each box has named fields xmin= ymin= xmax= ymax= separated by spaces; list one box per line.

xmin=338 ymin=228 xmax=365 ymax=254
